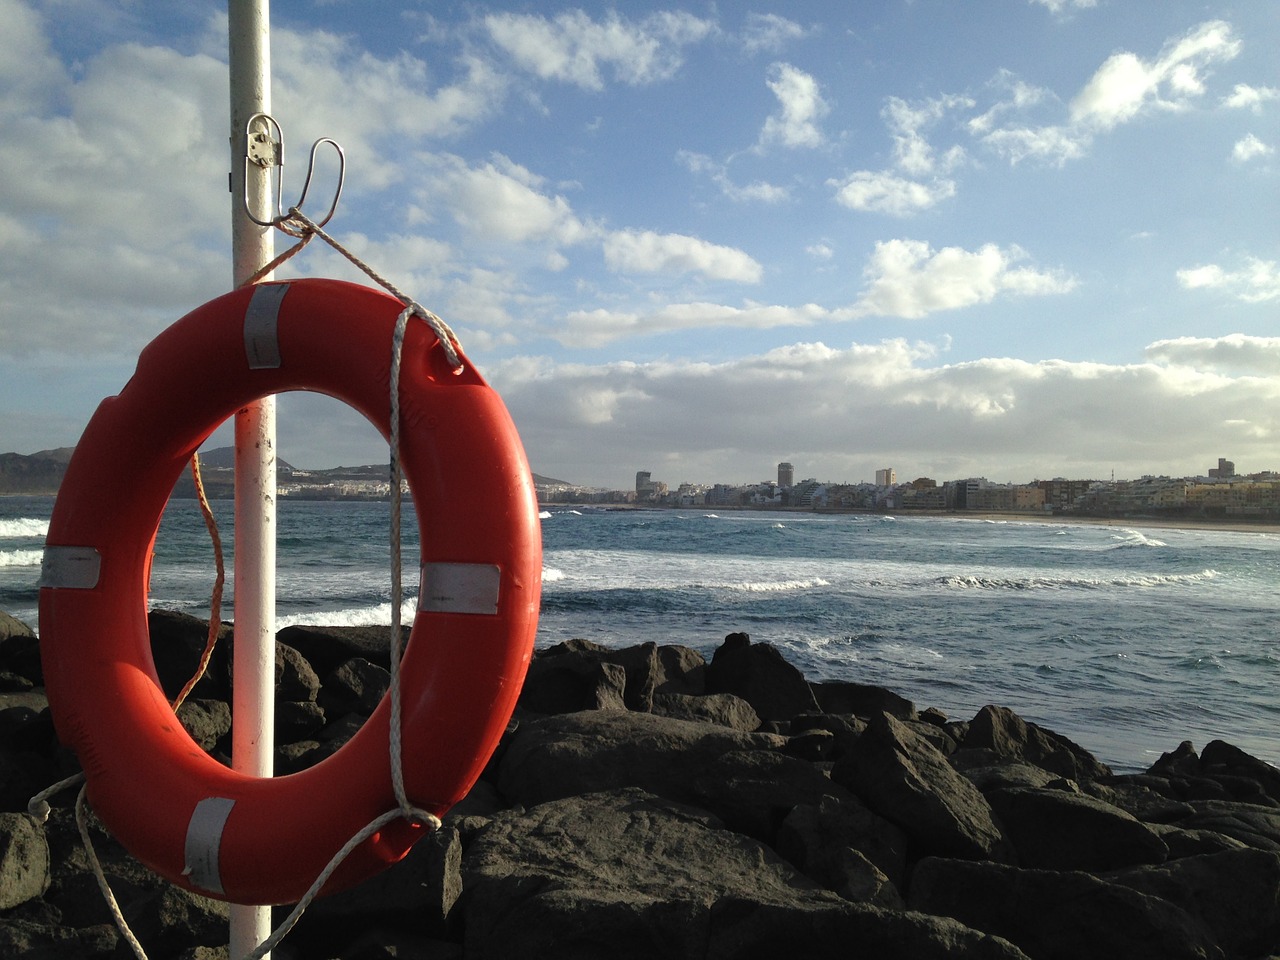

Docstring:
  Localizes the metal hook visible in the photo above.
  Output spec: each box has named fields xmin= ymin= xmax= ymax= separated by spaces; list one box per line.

xmin=292 ymin=137 xmax=346 ymax=229
xmin=241 ymin=113 xmax=345 ymax=229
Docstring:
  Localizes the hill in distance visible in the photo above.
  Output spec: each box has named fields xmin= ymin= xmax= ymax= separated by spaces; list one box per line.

xmin=0 ymin=446 xmax=575 ymax=495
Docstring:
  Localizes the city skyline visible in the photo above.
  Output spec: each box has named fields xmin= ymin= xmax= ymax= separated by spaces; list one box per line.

xmin=612 ymin=455 xmax=1254 ymax=496
xmin=1 ymin=2 xmax=1277 ymax=489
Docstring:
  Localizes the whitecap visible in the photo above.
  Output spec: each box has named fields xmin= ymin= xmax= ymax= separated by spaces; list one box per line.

xmin=0 ymin=548 xmax=43 ymax=568
xmin=1108 ymin=529 xmax=1167 ymax=549
xmin=724 ymin=577 xmax=830 ymax=593
xmin=0 ymin=518 xmax=49 ymax=539
xmin=276 ymin=598 xmax=419 ymax=629
xmin=538 ymin=510 xmax=553 ymax=520
xmin=542 ymin=567 xmax=566 ymax=583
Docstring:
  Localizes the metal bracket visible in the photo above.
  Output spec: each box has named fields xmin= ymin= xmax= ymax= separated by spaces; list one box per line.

xmin=241 ymin=113 xmax=344 ymax=230
xmin=247 ymin=126 xmax=281 ymax=169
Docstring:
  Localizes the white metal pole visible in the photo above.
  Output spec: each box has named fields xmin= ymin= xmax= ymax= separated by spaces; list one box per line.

xmin=228 ymin=0 xmax=276 ymax=954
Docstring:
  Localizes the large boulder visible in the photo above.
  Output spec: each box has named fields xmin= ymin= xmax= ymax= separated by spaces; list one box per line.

xmin=1106 ymin=848 xmax=1280 ymax=958
xmin=909 ymin=857 xmax=1224 ymax=960
xmin=530 ymin=639 xmax=706 ymax=711
xmin=832 ymin=712 xmax=1013 ymax=863
xmin=291 ymin=825 xmax=462 ymax=946
xmin=962 ymin=705 xmax=1111 ymax=782
xmin=148 ymin=609 xmax=232 ymax=702
xmin=461 ymin=787 xmax=1027 ymax=960
xmin=496 ymin=710 xmax=784 ymax=809
xmin=985 ymin=785 xmax=1168 ymax=870
xmin=0 ymin=812 xmax=50 ymax=909
xmin=650 ymin=692 xmax=759 ymax=731
xmin=687 ymin=748 xmax=852 ymax=844
xmin=276 ymin=642 xmax=322 ymax=702
xmin=0 ymin=614 xmax=40 ymax=689
xmin=1173 ymin=800 xmax=1280 ymax=852
xmin=705 ymin=633 xmax=819 ymax=721
xmin=811 ymin=680 xmax=916 ymax=720
xmin=0 ymin=612 xmax=34 ymax=642
xmin=275 ymin=623 xmax=404 ymax=675
xmin=518 ymin=652 xmax=628 ymax=714
xmin=318 ymin=657 xmax=390 ymax=718
xmin=777 ymin=796 xmax=910 ymax=904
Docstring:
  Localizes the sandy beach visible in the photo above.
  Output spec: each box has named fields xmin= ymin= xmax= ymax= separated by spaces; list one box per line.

xmin=952 ymin=511 xmax=1280 ymax=536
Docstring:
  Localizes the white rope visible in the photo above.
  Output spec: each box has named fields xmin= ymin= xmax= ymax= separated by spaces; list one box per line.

xmin=76 ymin=785 xmax=149 ymax=960
xmin=263 ymin=208 xmax=465 ymax=372
xmin=239 ymin=285 xmax=446 ymax=960
xmin=239 ymin=807 xmax=437 ymax=960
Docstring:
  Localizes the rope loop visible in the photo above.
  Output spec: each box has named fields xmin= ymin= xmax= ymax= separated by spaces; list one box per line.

xmin=250 ymin=208 xmax=466 ymax=371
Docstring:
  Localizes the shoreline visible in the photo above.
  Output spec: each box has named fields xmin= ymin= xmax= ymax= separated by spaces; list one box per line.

xmin=949 ymin=511 xmax=1280 ymax=535
xmin=10 ymin=490 xmax=1278 ymax=535
xmin=548 ymin=502 xmax=1280 ymax=536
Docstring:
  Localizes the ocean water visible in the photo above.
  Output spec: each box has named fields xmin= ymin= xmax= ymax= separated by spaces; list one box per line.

xmin=4 ymin=494 xmax=1279 ymax=773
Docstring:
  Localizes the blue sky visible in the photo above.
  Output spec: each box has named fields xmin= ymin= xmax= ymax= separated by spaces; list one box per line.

xmin=1 ymin=0 xmax=1277 ymax=489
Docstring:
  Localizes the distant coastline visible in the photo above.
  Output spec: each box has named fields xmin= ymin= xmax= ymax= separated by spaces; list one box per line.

xmin=5 ymin=446 xmax=1277 ymax=531
xmin=542 ymin=501 xmax=1280 ymax=535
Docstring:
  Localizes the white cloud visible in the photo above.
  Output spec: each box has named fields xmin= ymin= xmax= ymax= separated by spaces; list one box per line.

xmin=883 ymin=95 xmax=971 ymax=176
xmin=1069 ymin=20 xmax=1240 ymax=130
xmin=601 ymin=230 xmax=763 ymax=282
xmin=1232 ymin=134 xmax=1273 ymax=162
xmin=0 ymin=24 xmax=232 ymax=356
xmin=981 ymin=125 xmax=1090 ymax=166
xmin=0 ymin=8 xmax=527 ymax=358
xmin=0 ymin=0 xmax=67 ymax=118
xmin=806 ymin=244 xmax=834 ymax=260
xmin=1177 ymin=257 xmax=1280 ymax=303
xmin=1222 ymin=83 xmax=1280 ymax=111
xmin=556 ymin=239 xmax=1076 ymax=346
xmin=491 ymin=337 xmax=1280 ymax=488
xmin=1146 ymin=334 xmax=1280 ymax=375
xmin=225 ymin=22 xmax=508 ymax=197
xmin=426 ymin=153 xmax=594 ymax=247
xmin=759 ymin=62 xmax=829 ymax=149
xmin=829 ymin=171 xmax=956 ymax=216
xmin=741 ymin=13 xmax=809 ymax=55
xmin=976 ymin=21 xmax=1244 ymax=169
xmin=557 ymin=301 xmax=829 ymax=347
xmin=1029 ymin=0 xmax=1097 ymax=13
xmin=847 ymin=239 xmax=1077 ymax=319
xmin=830 ymin=94 xmax=967 ymax=214
xmin=677 ymin=150 xmax=790 ymax=203
xmin=482 ymin=9 xmax=714 ymax=90
xmin=967 ymin=73 xmax=1048 ymax=135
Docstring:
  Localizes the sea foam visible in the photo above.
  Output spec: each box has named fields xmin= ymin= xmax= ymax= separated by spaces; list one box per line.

xmin=0 ymin=518 xmax=48 ymax=539
xmin=0 ymin=549 xmax=43 ymax=568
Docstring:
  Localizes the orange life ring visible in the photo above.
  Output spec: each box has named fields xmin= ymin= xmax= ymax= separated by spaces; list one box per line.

xmin=38 ymin=278 xmax=541 ymax=905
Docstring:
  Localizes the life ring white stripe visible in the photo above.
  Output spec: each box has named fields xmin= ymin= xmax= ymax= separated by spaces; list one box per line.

xmin=183 ymin=796 xmax=236 ymax=894
xmin=243 ymin=282 xmax=289 ymax=370
xmin=419 ymin=562 xmax=502 ymax=615
xmin=40 ymin=546 xmax=102 ymax=590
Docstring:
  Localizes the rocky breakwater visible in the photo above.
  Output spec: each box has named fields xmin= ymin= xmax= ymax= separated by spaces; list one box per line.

xmin=2 ymin=609 xmax=1280 ymax=959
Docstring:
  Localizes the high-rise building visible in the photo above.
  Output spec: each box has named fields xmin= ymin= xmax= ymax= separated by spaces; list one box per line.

xmin=777 ymin=462 xmax=794 ymax=488
xmin=876 ymin=468 xmax=896 ymax=486
xmin=636 ymin=471 xmax=654 ymax=496
xmin=1209 ymin=457 xmax=1236 ymax=478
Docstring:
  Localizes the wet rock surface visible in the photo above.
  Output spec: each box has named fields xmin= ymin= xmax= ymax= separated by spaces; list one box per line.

xmin=3 ymin=614 xmax=1280 ymax=959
